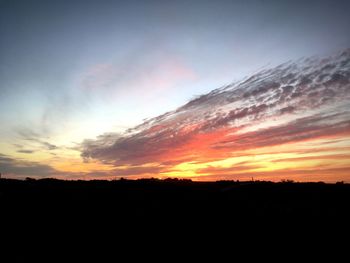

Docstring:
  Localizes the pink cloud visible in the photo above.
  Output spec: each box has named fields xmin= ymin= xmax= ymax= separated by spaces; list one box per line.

xmin=80 ymin=49 xmax=350 ymax=181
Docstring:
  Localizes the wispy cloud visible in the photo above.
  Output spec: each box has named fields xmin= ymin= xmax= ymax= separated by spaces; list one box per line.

xmin=16 ymin=127 xmax=59 ymax=151
xmin=17 ymin=149 xmax=35 ymax=154
xmin=80 ymin=50 xmax=197 ymax=102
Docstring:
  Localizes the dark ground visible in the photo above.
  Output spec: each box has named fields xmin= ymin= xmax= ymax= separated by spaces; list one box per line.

xmin=1 ymin=178 xmax=349 ymax=259
xmin=2 ymin=178 xmax=349 ymax=219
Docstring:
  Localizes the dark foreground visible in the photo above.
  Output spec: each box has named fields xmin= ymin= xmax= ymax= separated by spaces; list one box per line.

xmin=2 ymin=178 xmax=349 ymax=219
xmin=1 ymin=178 xmax=349 ymax=258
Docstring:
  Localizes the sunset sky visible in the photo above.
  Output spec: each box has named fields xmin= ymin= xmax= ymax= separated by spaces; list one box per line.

xmin=1 ymin=0 xmax=349 ymax=182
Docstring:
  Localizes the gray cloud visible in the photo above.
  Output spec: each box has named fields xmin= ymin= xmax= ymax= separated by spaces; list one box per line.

xmin=0 ymin=153 xmax=58 ymax=178
xmin=17 ymin=149 xmax=35 ymax=154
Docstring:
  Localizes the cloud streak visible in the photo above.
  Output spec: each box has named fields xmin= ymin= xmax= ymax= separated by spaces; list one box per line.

xmin=80 ymin=49 xmax=350 ymax=181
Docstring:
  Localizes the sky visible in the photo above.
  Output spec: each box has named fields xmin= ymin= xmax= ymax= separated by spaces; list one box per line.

xmin=0 ymin=0 xmax=349 ymax=181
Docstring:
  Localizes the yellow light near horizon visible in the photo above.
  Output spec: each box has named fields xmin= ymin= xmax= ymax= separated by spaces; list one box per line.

xmin=160 ymin=161 xmax=207 ymax=178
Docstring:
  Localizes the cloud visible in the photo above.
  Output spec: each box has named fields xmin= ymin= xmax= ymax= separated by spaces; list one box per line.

xmin=213 ymin=112 xmax=350 ymax=150
xmin=16 ymin=128 xmax=58 ymax=151
xmin=13 ymin=144 xmax=35 ymax=154
xmin=17 ymin=128 xmax=41 ymax=140
xmin=17 ymin=150 xmax=35 ymax=154
xmin=80 ymin=49 xmax=350 ymax=179
xmin=0 ymin=153 xmax=59 ymax=178
xmin=40 ymin=141 xmax=58 ymax=150
xmin=0 ymin=153 xmax=118 ymax=180
xmin=271 ymin=154 xmax=350 ymax=163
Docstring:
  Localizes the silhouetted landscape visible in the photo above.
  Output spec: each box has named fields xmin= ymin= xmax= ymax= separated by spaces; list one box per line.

xmin=1 ymin=178 xmax=349 ymax=259
xmin=2 ymin=178 xmax=350 ymax=222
